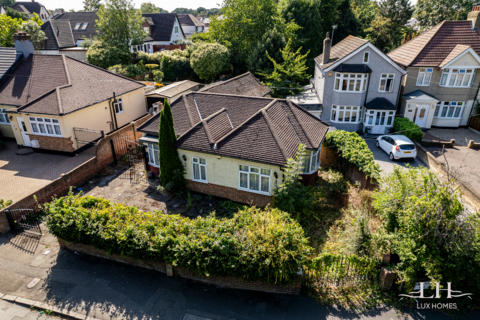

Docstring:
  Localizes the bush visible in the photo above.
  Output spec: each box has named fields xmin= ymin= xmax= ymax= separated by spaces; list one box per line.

xmin=107 ymin=64 xmax=128 ymax=77
xmin=190 ymin=43 xmax=231 ymax=80
xmin=152 ymin=69 xmax=164 ymax=83
xmin=44 ymin=193 xmax=312 ymax=284
xmin=125 ymin=62 xmax=146 ymax=78
xmin=0 ymin=199 xmax=13 ymax=209
xmin=323 ymin=130 xmax=380 ymax=180
xmin=86 ymin=40 xmax=131 ymax=69
xmin=393 ymin=117 xmax=424 ymax=141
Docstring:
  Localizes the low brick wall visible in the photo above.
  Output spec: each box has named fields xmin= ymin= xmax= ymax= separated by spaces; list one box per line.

xmin=29 ymin=134 xmax=75 ymax=153
xmin=58 ymin=239 xmax=302 ymax=295
xmin=467 ymin=140 xmax=480 ymax=149
xmin=419 ymin=139 xmax=455 ymax=148
xmin=0 ymin=115 xmax=152 ymax=234
xmin=187 ymin=180 xmax=272 ymax=207
xmin=415 ymin=142 xmax=480 ymax=211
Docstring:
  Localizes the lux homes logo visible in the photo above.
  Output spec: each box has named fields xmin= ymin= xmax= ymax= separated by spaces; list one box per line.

xmin=399 ymin=282 xmax=473 ymax=310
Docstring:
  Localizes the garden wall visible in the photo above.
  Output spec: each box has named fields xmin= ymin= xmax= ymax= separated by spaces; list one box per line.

xmin=320 ymin=146 xmax=378 ymax=191
xmin=58 ymin=239 xmax=302 ymax=295
xmin=0 ymin=115 xmax=152 ymax=234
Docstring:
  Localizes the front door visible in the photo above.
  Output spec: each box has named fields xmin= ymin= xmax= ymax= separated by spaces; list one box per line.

xmin=17 ymin=117 xmax=31 ymax=147
xmin=371 ymin=111 xmax=386 ymax=134
xmin=414 ymin=105 xmax=429 ymax=128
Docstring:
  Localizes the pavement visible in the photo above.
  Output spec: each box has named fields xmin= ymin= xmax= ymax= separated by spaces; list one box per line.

xmin=0 ymin=299 xmax=69 ymax=320
xmin=1 ymin=227 xmax=479 ymax=320
xmin=0 ymin=141 xmax=94 ymax=203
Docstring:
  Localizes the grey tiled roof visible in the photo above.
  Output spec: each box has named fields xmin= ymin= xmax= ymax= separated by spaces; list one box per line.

xmin=199 ymin=72 xmax=271 ymax=97
xmin=146 ymin=80 xmax=199 ymax=98
xmin=138 ymin=92 xmax=329 ymax=167
xmin=0 ymin=54 xmax=144 ymax=114
xmin=0 ymin=48 xmax=22 ymax=82
xmin=39 ymin=20 xmax=76 ymax=50
xmin=365 ymin=98 xmax=397 ymax=110
xmin=53 ymin=12 xmax=99 ymax=43
xmin=178 ymin=14 xmax=205 ymax=27
xmin=142 ymin=13 xmax=186 ymax=42
xmin=315 ymin=36 xmax=368 ymax=70
xmin=402 ymin=90 xmax=439 ymax=101
xmin=12 ymin=2 xmax=45 ymax=14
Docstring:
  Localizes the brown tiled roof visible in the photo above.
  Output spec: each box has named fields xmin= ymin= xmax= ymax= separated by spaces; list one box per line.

xmin=439 ymin=44 xmax=471 ymax=68
xmin=199 ymin=72 xmax=271 ymax=97
xmin=388 ymin=21 xmax=480 ymax=67
xmin=178 ymin=14 xmax=205 ymax=27
xmin=314 ymin=36 xmax=368 ymax=70
xmin=0 ymin=54 xmax=144 ymax=115
xmin=146 ymin=80 xmax=199 ymax=98
xmin=137 ymin=92 xmax=329 ymax=167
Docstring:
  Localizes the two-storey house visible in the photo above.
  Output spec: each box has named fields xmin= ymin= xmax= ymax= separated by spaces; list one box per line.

xmin=178 ymin=14 xmax=205 ymax=38
xmin=313 ymin=34 xmax=406 ymax=134
xmin=388 ymin=7 xmax=480 ymax=129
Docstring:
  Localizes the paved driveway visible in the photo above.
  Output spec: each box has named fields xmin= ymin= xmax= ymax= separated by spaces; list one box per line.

xmin=0 ymin=141 xmax=94 ymax=203
xmin=364 ymin=138 xmax=423 ymax=176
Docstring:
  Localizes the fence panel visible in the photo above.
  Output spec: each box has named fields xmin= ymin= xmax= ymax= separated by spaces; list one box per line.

xmin=73 ymin=127 xmax=104 ymax=152
xmin=469 ymin=117 xmax=480 ymax=132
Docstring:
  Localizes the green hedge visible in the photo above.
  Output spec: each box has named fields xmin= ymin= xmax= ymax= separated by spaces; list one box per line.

xmin=305 ymin=253 xmax=380 ymax=280
xmin=323 ymin=130 xmax=380 ymax=180
xmin=393 ymin=117 xmax=424 ymax=141
xmin=44 ymin=194 xmax=311 ymax=284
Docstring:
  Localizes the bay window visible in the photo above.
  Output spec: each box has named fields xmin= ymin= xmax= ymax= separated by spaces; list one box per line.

xmin=0 ymin=109 xmax=10 ymax=124
xmin=434 ymin=101 xmax=464 ymax=119
xmin=29 ymin=117 xmax=62 ymax=136
xmin=416 ymin=68 xmax=433 ymax=86
xmin=303 ymin=149 xmax=320 ymax=173
xmin=239 ymin=165 xmax=270 ymax=194
xmin=334 ymin=73 xmax=368 ymax=92
xmin=379 ymin=74 xmax=394 ymax=92
xmin=440 ymin=69 xmax=475 ymax=87
xmin=193 ymin=157 xmax=207 ymax=182
xmin=147 ymin=144 xmax=159 ymax=167
xmin=331 ymin=106 xmax=362 ymax=123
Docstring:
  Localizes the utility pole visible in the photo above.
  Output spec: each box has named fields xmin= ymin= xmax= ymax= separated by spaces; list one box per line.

xmin=331 ymin=25 xmax=338 ymax=44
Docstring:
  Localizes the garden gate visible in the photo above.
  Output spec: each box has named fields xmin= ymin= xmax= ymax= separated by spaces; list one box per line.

xmin=4 ymin=208 xmax=42 ymax=235
xmin=111 ymin=135 xmax=149 ymax=185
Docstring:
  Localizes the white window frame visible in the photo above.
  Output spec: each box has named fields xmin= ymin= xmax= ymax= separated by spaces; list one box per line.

xmin=114 ymin=97 xmax=124 ymax=114
xmin=175 ymin=26 xmax=179 ymax=33
xmin=29 ymin=116 xmax=62 ymax=137
xmin=143 ymin=27 xmax=150 ymax=34
xmin=334 ymin=73 xmax=368 ymax=93
xmin=192 ymin=157 xmax=207 ymax=183
xmin=378 ymin=73 xmax=395 ymax=92
xmin=416 ymin=68 xmax=433 ymax=86
xmin=147 ymin=143 xmax=159 ymax=167
xmin=238 ymin=165 xmax=271 ymax=195
xmin=363 ymin=52 xmax=370 ymax=64
xmin=439 ymin=69 xmax=475 ymax=88
xmin=330 ymin=105 xmax=363 ymax=123
xmin=434 ymin=101 xmax=465 ymax=119
xmin=0 ymin=109 xmax=11 ymax=125
xmin=303 ymin=148 xmax=321 ymax=174
xmin=80 ymin=23 xmax=89 ymax=31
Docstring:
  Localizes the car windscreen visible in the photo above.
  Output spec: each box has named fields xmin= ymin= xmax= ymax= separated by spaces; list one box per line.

xmin=399 ymin=144 xmax=415 ymax=150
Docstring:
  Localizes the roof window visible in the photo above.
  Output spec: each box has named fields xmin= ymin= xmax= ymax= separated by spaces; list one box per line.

xmin=80 ymin=23 xmax=89 ymax=30
xmin=74 ymin=23 xmax=81 ymax=31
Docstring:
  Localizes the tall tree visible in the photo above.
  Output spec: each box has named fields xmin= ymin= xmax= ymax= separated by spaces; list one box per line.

xmin=351 ymin=0 xmax=378 ymax=37
xmin=83 ymin=0 xmax=102 ymax=11
xmin=96 ymin=0 xmax=146 ymax=48
xmin=378 ymin=0 xmax=413 ymax=27
xmin=416 ymin=0 xmax=474 ymax=29
xmin=0 ymin=15 xmax=22 ymax=47
xmin=20 ymin=20 xmax=46 ymax=50
xmin=334 ymin=0 xmax=362 ymax=42
xmin=141 ymin=2 xmax=167 ymax=13
xmin=0 ymin=0 xmax=15 ymax=7
xmin=364 ymin=16 xmax=398 ymax=52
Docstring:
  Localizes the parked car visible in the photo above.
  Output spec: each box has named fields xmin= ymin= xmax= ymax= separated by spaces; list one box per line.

xmin=376 ymin=135 xmax=417 ymax=161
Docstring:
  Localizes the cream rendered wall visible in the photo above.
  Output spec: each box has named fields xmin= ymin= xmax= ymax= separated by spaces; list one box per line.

xmin=178 ymin=149 xmax=284 ymax=195
xmin=0 ymin=105 xmax=16 ymax=138
xmin=9 ymin=113 xmax=66 ymax=146
xmin=404 ymin=101 xmax=437 ymax=129
xmin=449 ymin=52 xmax=480 ymax=67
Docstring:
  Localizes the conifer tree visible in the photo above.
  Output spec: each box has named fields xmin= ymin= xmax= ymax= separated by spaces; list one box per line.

xmin=162 ymin=99 xmax=176 ymax=140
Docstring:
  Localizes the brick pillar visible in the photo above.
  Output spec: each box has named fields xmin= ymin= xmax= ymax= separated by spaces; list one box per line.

xmin=0 ymin=211 xmax=10 ymax=234
xmin=379 ymin=266 xmax=396 ymax=290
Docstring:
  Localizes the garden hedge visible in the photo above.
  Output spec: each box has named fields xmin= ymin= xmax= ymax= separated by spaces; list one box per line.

xmin=393 ymin=117 xmax=424 ymax=141
xmin=45 ymin=194 xmax=311 ymax=284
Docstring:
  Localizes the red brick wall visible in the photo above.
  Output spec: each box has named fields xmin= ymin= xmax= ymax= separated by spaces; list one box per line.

xmin=59 ymin=239 xmax=302 ymax=295
xmin=29 ymin=134 xmax=75 ymax=152
xmin=187 ymin=180 xmax=272 ymax=207
xmin=148 ymin=164 xmax=159 ymax=177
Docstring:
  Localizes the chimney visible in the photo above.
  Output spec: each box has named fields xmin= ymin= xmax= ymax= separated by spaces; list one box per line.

xmin=13 ymin=32 xmax=35 ymax=58
xmin=468 ymin=6 xmax=480 ymax=30
xmin=322 ymin=32 xmax=331 ymax=65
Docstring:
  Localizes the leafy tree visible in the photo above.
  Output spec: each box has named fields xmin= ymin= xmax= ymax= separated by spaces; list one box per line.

xmin=0 ymin=199 xmax=13 ymax=210
xmin=0 ymin=0 xmax=14 ymax=7
xmin=5 ymin=7 xmax=28 ymax=20
xmin=31 ymin=12 xmax=43 ymax=26
xmin=364 ymin=15 xmax=399 ymax=52
xmin=20 ymin=20 xmax=46 ymax=50
xmin=86 ymin=40 xmax=131 ymax=69
xmin=158 ymin=101 xmax=185 ymax=191
xmin=140 ymin=2 xmax=167 ymax=14
xmin=273 ymin=144 xmax=314 ymax=214
xmin=416 ymin=0 xmax=474 ymax=29
xmin=333 ymin=0 xmax=362 ymax=43
xmin=96 ymin=0 xmax=146 ymax=48
xmin=259 ymin=38 xmax=311 ymax=98
xmin=83 ymin=0 xmax=102 ymax=11
xmin=0 ymin=15 xmax=22 ymax=47
xmin=190 ymin=43 xmax=230 ymax=81
xmin=351 ymin=0 xmax=378 ymax=37
xmin=378 ymin=0 xmax=413 ymax=27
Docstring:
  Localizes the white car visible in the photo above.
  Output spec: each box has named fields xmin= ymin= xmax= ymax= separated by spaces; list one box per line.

xmin=376 ymin=135 xmax=417 ymax=161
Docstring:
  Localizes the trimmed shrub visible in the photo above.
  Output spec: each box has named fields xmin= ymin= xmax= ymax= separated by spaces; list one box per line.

xmin=393 ymin=117 xmax=424 ymax=141
xmin=107 ymin=64 xmax=128 ymax=77
xmin=323 ymin=130 xmax=380 ymax=180
xmin=190 ymin=43 xmax=231 ymax=80
xmin=86 ymin=40 xmax=131 ymax=69
xmin=44 ymin=193 xmax=312 ymax=284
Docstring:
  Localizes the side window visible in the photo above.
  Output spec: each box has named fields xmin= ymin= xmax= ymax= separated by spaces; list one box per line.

xmin=363 ymin=52 xmax=369 ymax=64
xmin=114 ymin=98 xmax=124 ymax=114
xmin=193 ymin=157 xmax=207 ymax=182
xmin=379 ymin=74 xmax=395 ymax=92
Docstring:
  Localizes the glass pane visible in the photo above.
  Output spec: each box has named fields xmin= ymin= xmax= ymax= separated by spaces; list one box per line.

xmin=375 ymin=113 xmax=381 ymax=125
xmin=441 ymin=107 xmax=448 ymax=117
xmin=387 ymin=116 xmax=393 ymax=125
xmin=54 ymin=125 xmax=61 ymax=135
xmin=200 ymin=158 xmax=206 ymax=164
xmin=351 ymin=111 xmax=357 ymax=122
xmin=39 ymin=124 xmax=46 ymax=133
xmin=344 ymin=111 xmax=350 ymax=122
xmin=29 ymin=117 xmax=35 ymax=121
xmin=417 ymin=73 xmax=424 ymax=85
xmin=379 ymin=80 xmax=385 ymax=91
xmin=250 ymin=168 xmax=259 ymax=173
xmin=455 ymin=74 xmax=464 ymax=86
xmin=32 ymin=123 xmax=38 ymax=133
xmin=380 ymin=112 xmax=386 ymax=125
xmin=355 ymin=79 xmax=361 ymax=91
xmin=311 ymin=154 xmax=316 ymax=171
xmin=193 ymin=163 xmax=200 ymax=180
xmin=363 ymin=78 xmax=367 ymax=90
xmin=46 ymin=124 xmax=54 ymax=134
xmin=434 ymin=105 xmax=440 ymax=117
xmin=200 ymin=166 xmax=206 ymax=180
xmin=447 ymin=107 xmax=454 ymax=117
xmin=419 ymin=108 xmax=426 ymax=119
xmin=249 ymin=173 xmax=260 ymax=191
xmin=240 ymin=172 xmax=248 ymax=188
xmin=261 ymin=176 xmax=269 ymax=193
xmin=239 ymin=165 xmax=248 ymax=172
xmin=463 ymin=74 xmax=471 ymax=86
xmin=261 ymin=169 xmax=270 ymax=175
xmin=331 ymin=109 xmax=336 ymax=121
xmin=440 ymin=74 xmax=448 ymax=86
xmin=338 ymin=111 xmax=344 ymax=122
xmin=154 ymin=150 xmax=159 ymax=165
xmin=368 ymin=116 xmax=373 ymax=125
xmin=52 ymin=119 xmax=59 ymax=123
xmin=449 ymin=74 xmax=456 ymax=86
xmin=424 ymin=73 xmax=432 ymax=85
xmin=386 ymin=79 xmax=393 ymax=91
xmin=44 ymin=118 xmax=51 ymax=123
xmin=335 ymin=79 xmax=340 ymax=90
xmin=37 ymin=118 xmax=43 ymax=121
xmin=454 ymin=107 xmax=461 ymax=117
xmin=364 ymin=52 xmax=369 ymax=62
xmin=349 ymin=79 xmax=355 ymax=91
xmin=304 ymin=156 xmax=311 ymax=173
xmin=193 ymin=158 xmax=198 ymax=163
xmin=342 ymin=79 xmax=348 ymax=91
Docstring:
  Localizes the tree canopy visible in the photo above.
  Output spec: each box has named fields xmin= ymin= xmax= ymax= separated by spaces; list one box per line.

xmin=190 ymin=43 xmax=231 ymax=80
xmin=86 ymin=40 xmax=132 ymax=69
xmin=140 ymin=2 xmax=168 ymax=14
xmin=83 ymin=0 xmax=102 ymax=11
xmin=416 ymin=0 xmax=474 ymax=29
xmin=0 ymin=0 xmax=15 ymax=8
xmin=0 ymin=15 xmax=22 ymax=47
xmin=20 ymin=20 xmax=46 ymax=50
xmin=378 ymin=0 xmax=413 ymax=27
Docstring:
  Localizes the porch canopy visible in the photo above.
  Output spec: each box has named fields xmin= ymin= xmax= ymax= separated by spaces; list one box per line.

xmin=364 ymin=98 xmax=396 ymax=134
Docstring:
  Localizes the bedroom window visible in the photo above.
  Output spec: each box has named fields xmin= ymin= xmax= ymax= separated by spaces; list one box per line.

xmin=440 ymin=69 xmax=475 ymax=87
xmin=334 ymin=73 xmax=368 ymax=92
xmin=0 ymin=109 xmax=10 ymax=124
xmin=114 ymin=98 xmax=124 ymax=114
xmin=416 ymin=68 xmax=433 ymax=86
xmin=379 ymin=73 xmax=394 ymax=92
xmin=239 ymin=165 xmax=270 ymax=194
xmin=29 ymin=117 xmax=62 ymax=136
xmin=193 ymin=157 xmax=207 ymax=182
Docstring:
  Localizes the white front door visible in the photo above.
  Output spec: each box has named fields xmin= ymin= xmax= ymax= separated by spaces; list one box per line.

xmin=371 ymin=111 xmax=387 ymax=134
xmin=414 ymin=105 xmax=429 ymax=128
xmin=17 ymin=117 xmax=31 ymax=147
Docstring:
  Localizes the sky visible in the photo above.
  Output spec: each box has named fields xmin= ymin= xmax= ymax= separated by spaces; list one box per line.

xmin=38 ymin=0 xmax=222 ymax=12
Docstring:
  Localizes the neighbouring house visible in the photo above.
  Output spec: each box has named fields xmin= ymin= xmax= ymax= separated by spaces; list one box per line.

xmin=313 ymin=34 xmax=407 ymax=134
xmin=137 ymin=92 xmax=329 ymax=206
xmin=133 ymin=13 xmax=187 ymax=53
xmin=0 ymin=33 xmax=147 ymax=154
xmin=178 ymin=14 xmax=205 ymax=37
xmin=12 ymin=1 xmax=49 ymax=22
xmin=0 ymin=5 xmax=6 ymax=14
xmin=287 ymin=82 xmax=323 ymax=119
xmin=37 ymin=20 xmax=79 ymax=56
xmin=52 ymin=12 xmax=98 ymax=47
xmin=387 ymin=7 xmax=480 ymax=129
xmin=48 ymin=8 xmax=65 ymax=20
xmin=199 ymin=72 xmax=271 ymax=97
xmin=145 ymin=80 xmax=201 ymax=110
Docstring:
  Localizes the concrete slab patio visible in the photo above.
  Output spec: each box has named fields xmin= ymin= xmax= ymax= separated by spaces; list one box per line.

xmin=0 ymin=141 xmax=94 ymax=203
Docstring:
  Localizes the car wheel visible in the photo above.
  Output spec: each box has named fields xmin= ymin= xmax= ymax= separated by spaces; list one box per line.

xmin=389 ymin=153 xmax=395 ymax=161
xmin=376 ymin=141 xmax=380 ymax=148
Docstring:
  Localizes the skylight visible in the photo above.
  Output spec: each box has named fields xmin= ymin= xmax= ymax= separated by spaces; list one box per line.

xmin=74 ymin=23 xmax=81 ymax=31
xmin=80 ymin=23 xmax=88 ymax=30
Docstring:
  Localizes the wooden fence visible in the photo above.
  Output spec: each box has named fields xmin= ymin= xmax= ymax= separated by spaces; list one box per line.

xmin=469 ymin=117 xmax=480 ymax=132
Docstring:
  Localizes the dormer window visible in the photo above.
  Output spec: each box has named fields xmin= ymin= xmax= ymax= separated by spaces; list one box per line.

xmin=363 ymin=52 xmax=369 ymax=63
xmin=80 ymin=23 xmax=88 ymax=30
xmin=74 ymin=23 xmax=81 ymax=31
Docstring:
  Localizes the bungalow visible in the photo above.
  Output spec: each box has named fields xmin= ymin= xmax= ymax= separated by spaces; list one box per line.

xmin=137 ymin=92 xmax=329 ymax=206
xmin=0 ymin=33 xmax=147 ymax=154
xmin=199 ymin=72 xmax=271 ymax=97
xmin=134 ymin=13 xmax=187 ymax=53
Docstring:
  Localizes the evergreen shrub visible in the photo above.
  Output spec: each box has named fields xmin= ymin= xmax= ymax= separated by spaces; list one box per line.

xmin=393 ymin=117 xmax=424 ymax=141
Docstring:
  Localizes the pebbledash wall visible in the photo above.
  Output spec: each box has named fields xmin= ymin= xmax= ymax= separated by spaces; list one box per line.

xmin=58 ymin=239 xmax=302 ymax=295
xmin=0 ymin=114 xmax=152 ymax=234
